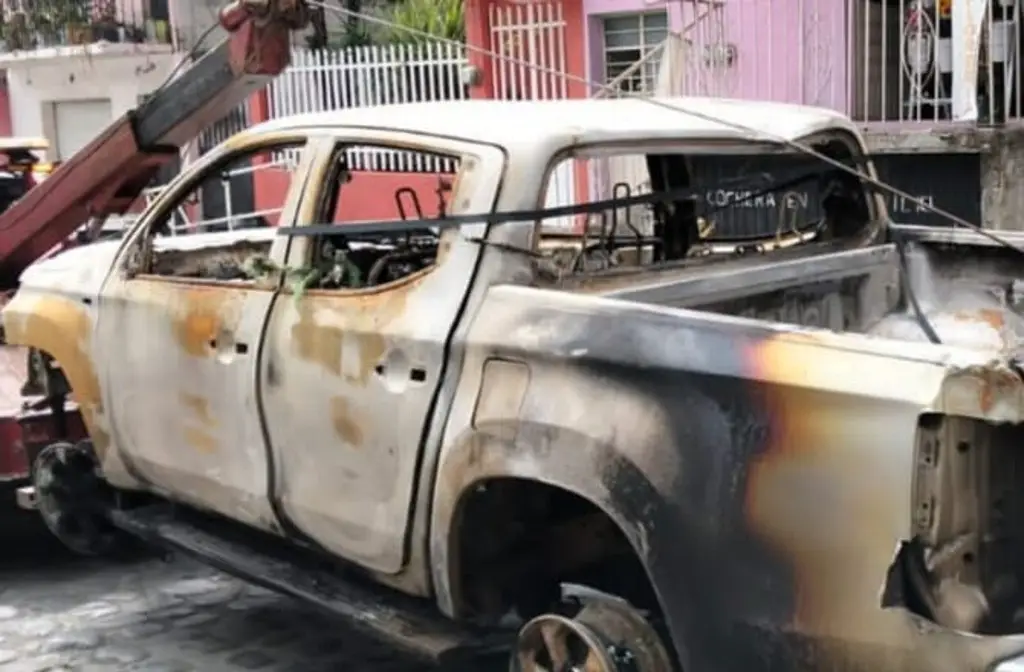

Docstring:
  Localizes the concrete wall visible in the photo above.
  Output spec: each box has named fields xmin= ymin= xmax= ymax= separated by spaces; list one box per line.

xmin=5 ymin=52 xmax=177 ymax=162
xmin=169 ymin=0 xmax=225 ymax=51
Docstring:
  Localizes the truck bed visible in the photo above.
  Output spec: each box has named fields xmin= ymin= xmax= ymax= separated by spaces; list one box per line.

xmin=549 ymin=230 xmax=1024 ymax=355
xmin=552 ymin=238 xmax=900 ymax=335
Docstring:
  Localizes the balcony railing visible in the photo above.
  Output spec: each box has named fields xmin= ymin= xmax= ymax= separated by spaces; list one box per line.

xmin=0 ymin=0 xmax=177 ymax=54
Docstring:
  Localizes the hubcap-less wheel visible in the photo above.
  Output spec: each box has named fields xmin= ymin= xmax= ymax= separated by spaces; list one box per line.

xmin=33 ymin=440 xmax=122 ymax=556
xmin=513 ymin=600 xmax=673 ymax=672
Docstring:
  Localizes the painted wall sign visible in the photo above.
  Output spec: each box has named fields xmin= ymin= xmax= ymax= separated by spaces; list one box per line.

xmin=686 ymin=152 xmax=980 ymax=239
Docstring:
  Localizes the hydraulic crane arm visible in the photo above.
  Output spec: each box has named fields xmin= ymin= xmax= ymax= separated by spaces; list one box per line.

xmin=0 ymin=0 xmax=310 ymax=287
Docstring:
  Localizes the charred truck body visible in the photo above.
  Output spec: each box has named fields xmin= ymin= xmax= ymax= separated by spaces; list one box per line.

xmin=5 ymin=2 xmax=1024 ymax=671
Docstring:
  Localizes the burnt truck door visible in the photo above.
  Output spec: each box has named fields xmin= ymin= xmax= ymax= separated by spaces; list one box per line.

xmin=259 ymin=133 xmax=505 ymax=574
xmin=95 ymin=135 xmax=316 ymax=532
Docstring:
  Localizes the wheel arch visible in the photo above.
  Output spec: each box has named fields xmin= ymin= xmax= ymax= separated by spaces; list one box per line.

xmin=430 ymin=421 xmax=696 ymax=668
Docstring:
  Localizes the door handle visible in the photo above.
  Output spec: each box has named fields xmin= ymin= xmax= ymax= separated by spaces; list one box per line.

xmin=208 ymin=337 xmax=248 ymax=356
xmin=373 ymin=361 xmax=427 ymax=382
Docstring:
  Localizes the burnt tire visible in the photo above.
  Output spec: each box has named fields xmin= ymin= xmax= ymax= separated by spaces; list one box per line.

xmin=32 ymin=440 xmax=134 ymax=557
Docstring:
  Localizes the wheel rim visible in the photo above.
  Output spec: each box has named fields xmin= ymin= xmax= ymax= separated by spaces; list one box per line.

xmin=513 ymin=599 xmax=673 ymax=672
xmin=515 ymin=613 xmax=615 ymax=672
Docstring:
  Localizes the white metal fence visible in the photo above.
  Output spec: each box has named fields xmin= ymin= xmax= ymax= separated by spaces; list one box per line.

xmin=267 ymin=43 xmax=469 ymax=173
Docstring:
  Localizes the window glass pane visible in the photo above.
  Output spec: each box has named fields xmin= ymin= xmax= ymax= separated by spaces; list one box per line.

xmin=603 ymin=27 xmax=640 ymax=49
xmin=644 ymin=26 xmax=668 ymax=44
xmin=603 ymin=15 xmax=641 ymax=33
xmin=643 ymin=11 xmax=668 ymax=29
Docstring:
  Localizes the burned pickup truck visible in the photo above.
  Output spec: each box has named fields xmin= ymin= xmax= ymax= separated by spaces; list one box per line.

xmin=7 ymin=96 xmax=1024 ymax=672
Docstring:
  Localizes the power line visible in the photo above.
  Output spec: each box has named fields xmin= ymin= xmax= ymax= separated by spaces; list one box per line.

xmin=307 ymin=0 xmax=1022 ymax=255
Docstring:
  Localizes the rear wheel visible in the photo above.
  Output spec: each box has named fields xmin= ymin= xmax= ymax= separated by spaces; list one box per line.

xmin=511 ymin=596 xmax=675 ymax=672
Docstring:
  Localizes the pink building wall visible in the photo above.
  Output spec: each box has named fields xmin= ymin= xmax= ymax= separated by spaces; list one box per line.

xmin=583 ymin=0 xmax=850 ymax=114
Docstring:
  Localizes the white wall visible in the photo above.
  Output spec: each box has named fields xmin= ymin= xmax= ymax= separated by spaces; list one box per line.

xmin=171 ymin=0 xmax=227 ymax=51
xmin=6 ymin=51 xmax=178 ymax=162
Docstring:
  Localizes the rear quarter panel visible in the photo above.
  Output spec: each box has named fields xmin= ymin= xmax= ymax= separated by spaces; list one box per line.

xmin=430 ymin=284 xmax=1024 ymax=672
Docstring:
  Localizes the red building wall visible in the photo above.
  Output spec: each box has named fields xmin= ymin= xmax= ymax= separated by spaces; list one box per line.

xmin=253 ymin=162 xmax=449 ymax=225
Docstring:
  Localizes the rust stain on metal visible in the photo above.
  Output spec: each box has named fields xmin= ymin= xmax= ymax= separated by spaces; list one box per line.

xmin=166 ymin=284 xmax=243 ymax=358
xmin=291 ymin=302 xmax=343 ymax=375
xmin=975 ymin=308 xmax=1003 ymax=331
xmin=180 ymin=392 xmax=216 ymax=426
xmin=953 ymin=308 xmax=1005 ymax=332
xmin=289 ymin=272 xmax=427 ymax=385
xmin=183 ymin=426 xmax=218 ymax=454
xmin=180 ymin=392 xmax=219 ymax=453
xmin=3 ymin=296 xmax=109 ymax=457
xmin=965 ymin=365 xmax=1020 ymax=416
xmin=328 ymin=395 xmax=364 ymax=447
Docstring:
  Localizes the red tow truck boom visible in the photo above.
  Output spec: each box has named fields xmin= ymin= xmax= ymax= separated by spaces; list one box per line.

xmin=0 ymin=0 xmax=310 ymax=287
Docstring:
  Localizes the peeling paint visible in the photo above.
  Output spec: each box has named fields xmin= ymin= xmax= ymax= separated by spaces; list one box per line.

xmin=180 ymin=392 xmax=217 ymax=427
xmin=184 ymin=426 xmax=218 ymax=454
xmin=181 ymin=392 xmax=218 ymax=453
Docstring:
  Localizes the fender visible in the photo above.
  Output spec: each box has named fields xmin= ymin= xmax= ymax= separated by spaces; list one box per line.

xmin=2 ymin=291 xmax=109 ymax=456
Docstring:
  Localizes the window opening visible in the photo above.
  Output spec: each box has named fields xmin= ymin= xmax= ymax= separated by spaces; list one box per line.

xmin=296 ymin=143 xmax=463 ymax=292
xmin=130 ymin=141 xmax=305 ymax=282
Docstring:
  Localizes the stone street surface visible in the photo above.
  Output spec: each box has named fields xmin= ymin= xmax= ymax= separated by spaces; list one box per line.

xmin=0 ymin=514 xmax=436 ymax=672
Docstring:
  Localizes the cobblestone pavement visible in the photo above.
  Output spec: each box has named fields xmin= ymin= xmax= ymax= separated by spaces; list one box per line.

xmin=0 ymin=515 xmax=438 ymax=672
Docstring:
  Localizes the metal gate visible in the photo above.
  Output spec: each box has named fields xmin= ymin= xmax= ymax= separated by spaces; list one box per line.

xmin=489 ymin=1 xmax=575 ymax=230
